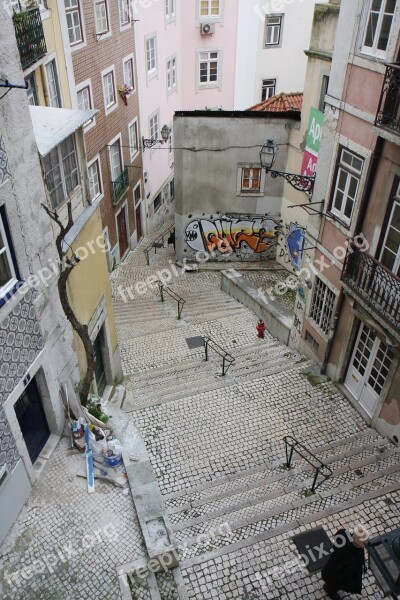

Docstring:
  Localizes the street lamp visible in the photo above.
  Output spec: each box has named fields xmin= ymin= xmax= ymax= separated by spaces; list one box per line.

xmin=142 ymin=124 xmax=170 ymax=152
xmin=260 ymin=138 xmax=316 ymax=198
xmin=365 ymin=528 xmax=400 ymax=599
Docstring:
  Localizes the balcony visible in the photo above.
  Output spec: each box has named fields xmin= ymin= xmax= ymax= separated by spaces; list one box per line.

xmin=12 ymin=7 xmax=47 ymax=70
xmin=375 ymin=63 xmax=400 ymax=135
xmin=342 ymin=248 xmax=400 ymax=333
xmin=111 ymin=167 xmax=129 ymax=204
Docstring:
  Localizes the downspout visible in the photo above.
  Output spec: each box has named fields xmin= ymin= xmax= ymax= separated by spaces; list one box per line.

xmin=320 ymin=135 xmax=384 ymax=374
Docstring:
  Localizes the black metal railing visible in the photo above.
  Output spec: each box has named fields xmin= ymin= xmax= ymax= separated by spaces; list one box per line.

xmin=342 ymin=247 xmax=400 ymax=332
xmin=375 ymin=62 xmax=400 ymax=134
xmin=202 ymin=337 xmax=235 ymax=376
xmin=12 ymin=7 xmax=47 ymax=70
xmin=143 ymin=224 xmax=175 ymax=265
xmin=157 ymin=281 xmax=185 ymax=319
xmin=111 ymin=167 xmax=129 ymax=204
xmin=283 ymin=436 xmax=333 ymax=494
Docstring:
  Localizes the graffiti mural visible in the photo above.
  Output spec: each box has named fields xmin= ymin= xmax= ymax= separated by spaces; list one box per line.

xmin=285 ymin=222 xmax=306 ymax=270
xmin=184 ymin=214 xmax=280 ymax=259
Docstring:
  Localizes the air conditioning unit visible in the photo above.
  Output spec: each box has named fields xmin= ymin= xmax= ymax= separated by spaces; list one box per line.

xmin=201 ymin=22 xmax=215 ymax=35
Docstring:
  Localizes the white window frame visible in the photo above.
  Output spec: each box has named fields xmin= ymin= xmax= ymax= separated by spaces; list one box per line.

xmin=118 ymin=0 xmax=130 ymax=29
xmin=360 ymin=0 xmax=396 ymax=59
xmin=166 ymin=55 xmax=177 ymax=93
xmin=45 ymin=57 xmax=62 ymax=108
xmin=133 ymin=181 xmax=142 ymax=208
xmin=148 ymin=111 xmax=160 ymax=144
xmin=64 ymin=0 xmax=84 ymax=47
xmin=94 ymin=0 xmax=111 ymax=38
xmin=101 ymin=66 xmax=117 ymax=115
xmin=43 ymin=134 xmax=80 ymax=209
xmin=198 ymin=49 xmax=220 ymax=88
xmin=264 ymin=14 xmax=283 ymax=47
xmin=261 ymin=78 xmax=276 ymax=101
xmin=236 ymin=164 xmax=265 ymax=196
xmin=309 ymin=276 xmax=337 ymax=336
xmin=330 ymin=147 xmax=364 ymax=227
xmin=145 ymin=34 xmax=158 ymax=79
xmin=122 ymin=54 xmax=135 ymax=93
xmin=165 ymin=0 xmax=175 ymax=20
xmin=0 ymin=209 xmax=18 ymax=302
xmin=108 ymin=133 xmax=124 ymax=185
xmin=199 ymin=0 xmax=221 ymax=18
xmin=87 ymin=154 xmax=103 ymax=203
xmin=76 ymin=79 xmax=95 ymax=131
xmin=128 ymin=118 xmax=139 ymax=162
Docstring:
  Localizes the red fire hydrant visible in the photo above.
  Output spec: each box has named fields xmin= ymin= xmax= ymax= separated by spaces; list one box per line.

xmin=256 ymin=319 xmax=267 ymax=339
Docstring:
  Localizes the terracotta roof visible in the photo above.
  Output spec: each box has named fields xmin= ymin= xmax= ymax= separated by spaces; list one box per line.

xmin=248 ymin=92 xmax=303 ymax=113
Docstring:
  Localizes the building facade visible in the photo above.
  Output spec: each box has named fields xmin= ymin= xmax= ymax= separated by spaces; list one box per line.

xmin=291 ymin=0 xmax=400 ymax=443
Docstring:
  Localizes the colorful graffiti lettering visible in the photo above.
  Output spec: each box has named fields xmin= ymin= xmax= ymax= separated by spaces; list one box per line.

xmin=185 ymin=215 xmax=279 ymax=257
xmin=285 ymin=223 xmax=305 ymax=271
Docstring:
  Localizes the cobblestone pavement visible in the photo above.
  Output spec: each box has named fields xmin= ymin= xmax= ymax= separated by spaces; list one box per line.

xmin=0 ymin=438 xmax=147 ymax=600
xmin=110 ymin=231 xmax=400 ymax=599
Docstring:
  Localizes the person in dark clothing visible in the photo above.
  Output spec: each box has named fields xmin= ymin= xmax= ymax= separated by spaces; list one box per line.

xmin=321 ymin=529 xmax=367 ymax=599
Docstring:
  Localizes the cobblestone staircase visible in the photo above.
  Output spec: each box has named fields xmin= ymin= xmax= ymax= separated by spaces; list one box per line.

xmin=110 ymin=234 xmax=400 ymax=600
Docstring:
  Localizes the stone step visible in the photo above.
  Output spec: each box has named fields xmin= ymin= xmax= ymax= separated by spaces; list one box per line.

xmin=177 ymin=461 xmax=400 ymax=566
xmin=168 ymin=447 xmax=398 ymax=531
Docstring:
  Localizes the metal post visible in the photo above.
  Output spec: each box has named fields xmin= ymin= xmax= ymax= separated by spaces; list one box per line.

xmin=145 ymin=250 xmax=150 ymax=266
xmin=204 ymin=339 xmax=208 ymax=362
xmin=178 ymin=300 xmax=182 ymax=319
xmin=158 ymin=282 xmax=164 ymax=302
xmin=286 ymin=444 xmax=294 ymax=469
xmin=222 ymin=355 xmax=226 ymax=376
xmin=311 ymin=466 xmax=320 ymax=493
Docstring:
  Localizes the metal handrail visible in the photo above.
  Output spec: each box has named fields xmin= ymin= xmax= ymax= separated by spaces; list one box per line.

xmin=283 ymin=435 xmax=333 ymax=494
xmin=157 ymin=281 xmax=185 ymax=319
xmin=143 ymin=224 xmax=175 ymax=265
xmin=202 ymin=336 xmax=235 ymax=376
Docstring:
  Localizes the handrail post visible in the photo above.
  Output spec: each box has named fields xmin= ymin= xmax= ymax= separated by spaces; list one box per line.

xmin=311 ymin=466 xmax=321 ymax=493
xmin=204 ymin=338 xmax=208 ymax=362
xmin=158 ymin=281 xmax=164 ymax=302
xmin=286 ymin=442 xmax=294 ymax=469
xmin=222 ymin=355 xmax=226 ymax=376
xmin=178 ymin=300 xmax=182 ymax=320
xmin=145 ymin=249 xmax=150 ymax=266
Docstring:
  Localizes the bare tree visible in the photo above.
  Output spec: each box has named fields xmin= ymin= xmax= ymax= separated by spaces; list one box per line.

xmin=42 ymin=201 xmax=95 ymax=405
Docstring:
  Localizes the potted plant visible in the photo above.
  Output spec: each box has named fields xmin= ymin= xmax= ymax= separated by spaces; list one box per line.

xmin=117 ymin=83 xmax=133 ymax=106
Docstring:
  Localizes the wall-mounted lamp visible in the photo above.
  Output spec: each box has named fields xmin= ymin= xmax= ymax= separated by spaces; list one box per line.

xmin=260 ymin=138 xmax=315 ymax=198
xmin=142 ymin=124 xmax=170 ymax=152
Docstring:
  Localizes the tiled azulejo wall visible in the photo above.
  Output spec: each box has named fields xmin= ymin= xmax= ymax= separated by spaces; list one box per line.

xmin=0 ymin=290 xmax=44 ymax=471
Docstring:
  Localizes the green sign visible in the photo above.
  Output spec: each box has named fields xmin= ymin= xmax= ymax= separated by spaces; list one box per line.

xmin=305 ymin=107 xmax=324 ymax=155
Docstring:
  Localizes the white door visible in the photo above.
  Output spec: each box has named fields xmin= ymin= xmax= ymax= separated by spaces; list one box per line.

xmin=345 ymin=323 xmax=392 ymax=417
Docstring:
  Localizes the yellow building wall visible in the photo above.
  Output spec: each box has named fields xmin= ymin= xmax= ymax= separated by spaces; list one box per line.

xmin=66 ymin=207 xmax=118 ymax=377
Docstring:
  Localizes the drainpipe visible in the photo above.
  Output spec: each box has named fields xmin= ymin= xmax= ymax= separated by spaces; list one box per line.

xmin=320 ymin=136 xmax=384 ymax=374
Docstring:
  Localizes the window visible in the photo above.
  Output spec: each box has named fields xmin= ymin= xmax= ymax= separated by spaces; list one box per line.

xmin=43 ymin=135 xmax=80 ymax=209
xmin=318 ymin=75 xmax=329 ymax=112
xmin=200 ymin=0 xmax=220 ymax=17
xmin=146 ymin=36 xmax=157 ymax=74
xmin=264 ymin=15 xmax=283 ymax=46
xmin=102 ymin=69 xmax=116 ymax=112
xmin=379 ymin=179 xmax=400 ymax=277
xmin=109 ymin=140 xmax=122 ymax=183
xmin=77 ymin=85 xmax=91 ymax=111
xmin=154 ymin=192 xmax=162 ymax=212
xmin=118 ymin=0 xmax=130 ymax=27
xmin=241 ymin=167 xmax=261 ymax=192
xmin=305 ymin=331 xmax=320 ymax=354
xmin=261 ymin=79 xmax=276 ymax=101
xmin=128 ymin=120 xmax=139 ymax=161
xmin=88 ymin=158 xmax=102 ymax=202
xmin=309 ymin=278 xmax=336 ymax=335
xmin=330 ymin=148 xmax=364 ymax=225
xmin=361 ymin=0 xmax=396 ymax=57
xmin=149 ymin=113 xmax=159 ymax=142
xmin=0 ymin=207 xmax=19 ymax=303
xmin=199 ymin=51 xmax=219 ymax=84
xmin=134 ymin=182 xmax=141 ymax=206
xmin=25 ymin=73 xmax=38 ymax=105
xmin=123 ymin=58 xmax=135 ymax=91
xmin=165 ymin=0 xmax=174 ymax=18
xmin=167 ymin=57 xmax=176 ymax=91
xmin=45 ymin=60 xmax=62 ymax=108
xmin=64 ymin=0 xmax=83 ymax=45
xmin=95 ymin=0 xmax=109 ymax=35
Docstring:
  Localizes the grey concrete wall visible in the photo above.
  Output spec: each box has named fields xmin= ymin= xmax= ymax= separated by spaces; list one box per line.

xmin=174 ymin=112 xmax=300 ymax=261
xmin=221 ymin=269 xmax=293 ymax=346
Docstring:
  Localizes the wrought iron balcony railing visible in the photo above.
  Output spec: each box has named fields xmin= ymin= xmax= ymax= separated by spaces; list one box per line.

xmin=375 ymin=62 xmax=400 ymax=134
xmin=111 ymin=167 xmax=129 ymax=204
xmin=12 ymin=7 xmax=47 ymax=70
xmin=342 ymin=247 xmax=400 ymax=332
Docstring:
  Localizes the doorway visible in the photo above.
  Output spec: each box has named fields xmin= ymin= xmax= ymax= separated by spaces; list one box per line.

xmin=15 ymin=378 xmax=50 ymax=464
xmin=345 ymin=323 xmax=392 ymax=417
xmin=93 ymin=331 xmax=106 ymax=395
xmin=117 ymin=206 xmax=128 ymax=259
xmin=134 ymin=183 xmax=143 ymax=242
